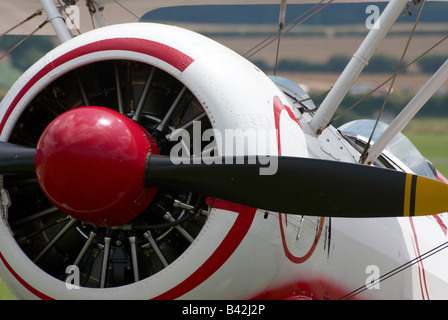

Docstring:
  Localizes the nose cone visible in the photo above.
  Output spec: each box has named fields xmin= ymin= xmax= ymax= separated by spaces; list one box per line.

xmin=35 ymin=106 xmax=158 ymax=227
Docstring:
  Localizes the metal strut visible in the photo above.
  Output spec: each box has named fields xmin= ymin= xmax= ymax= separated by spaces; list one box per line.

xmin=309 ymin=0 xmax=410 ymax=135
xmin=40 ymin=0 xmax=73 ymax=43
xmin=364 ymin=57 xmax=448 ymax=165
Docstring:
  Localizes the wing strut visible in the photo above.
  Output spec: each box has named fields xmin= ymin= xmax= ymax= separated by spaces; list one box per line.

xmin=40 ymin=0 xmax=72 ymax=42
xmin=309 ymin=0 xmax=410 ymax=135
xmin=363 ymin=57 xmax=448 ymax=165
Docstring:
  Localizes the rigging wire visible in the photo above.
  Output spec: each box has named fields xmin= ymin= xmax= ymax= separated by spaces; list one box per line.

xmin=0 ymin=20 xmax=50 ymax=62
xmin=112 ymin=0 xmax=140 ymax=20
xmin=273 ymin=32 xmax=282 ymax=76
xmin=300 ymin=0 xmax=448 ymax=126
xmin=0 ymin=9 xmax=43 ymax=38
xmin=0 ymin=0 xmax=137 ymax=63
xmin=359 ymin=0 xmax=426 ymax=164
xmin=88 ymin=2 xmax=98 ymax=30
xmin=328 ymin=33 xmax=448 ymax=126
xmin=243 ymin=0 xmax=334 ymax=59
xmin=339 ymin=239 xmax=448 ymax=300
xmin=273 ymin=0 xmax=287 ymax=76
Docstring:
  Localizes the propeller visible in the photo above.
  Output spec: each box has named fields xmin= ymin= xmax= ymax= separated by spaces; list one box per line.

xmin=0 ymin=106 xmax=447 ymax=226
xmin=146 ymin=154 xmax=448 ymax=218
xmin=0 ymin=141 xmax=35 ymax=175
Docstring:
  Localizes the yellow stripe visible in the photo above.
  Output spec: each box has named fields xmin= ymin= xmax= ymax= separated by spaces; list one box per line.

xmin=414 ymin=175 xmax=448 ymax=216
xmin=403 ymin=173 xmax=412 ymax=216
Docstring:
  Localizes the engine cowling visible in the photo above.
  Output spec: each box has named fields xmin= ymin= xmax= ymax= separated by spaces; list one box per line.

xmin=0 ymin=23 xmax=307 ymax=299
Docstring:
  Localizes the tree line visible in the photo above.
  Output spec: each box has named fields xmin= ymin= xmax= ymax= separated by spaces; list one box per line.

xmin=252 ymin=54 xmax=447 ymax=74
xmin=313 ymin=91 xmax=448 ymax=127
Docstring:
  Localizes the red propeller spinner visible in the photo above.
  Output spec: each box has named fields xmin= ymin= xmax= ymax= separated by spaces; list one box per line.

xmin=34 ymin=107 xmax=159 ymax=227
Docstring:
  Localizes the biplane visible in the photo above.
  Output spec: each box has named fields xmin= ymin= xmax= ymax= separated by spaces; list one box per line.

xmin=0 ymin=0 xmax=447 ymax=300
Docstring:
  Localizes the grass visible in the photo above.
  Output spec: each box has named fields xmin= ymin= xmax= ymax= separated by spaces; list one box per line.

xmin=403 ymin=117 xmax=448 ymax=177
xmin=0 ymin=278 xmax=15 ymax=300
xmin=0 ymin=62 xmax=22 ymax=90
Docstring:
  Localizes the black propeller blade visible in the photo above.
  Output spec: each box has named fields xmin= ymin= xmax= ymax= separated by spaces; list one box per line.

xmin=1 ymin=140 xmax=447 ymax=218
xmin=0 ymin=141 xmax=36 ymax=175
xmin=145 ymin=154 xmax=448 ymax=218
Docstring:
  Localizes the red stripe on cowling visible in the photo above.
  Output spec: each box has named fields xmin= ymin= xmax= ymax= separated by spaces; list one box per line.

xmin=0 ymin=37 xmax=194 ymax=133
xmin=153 ymin=199 xmax=256 ymax=299
xmin=0 ymin=251 xmax=54 ymax=300
xmin=0 ymin=37 xmax=194 ymax=299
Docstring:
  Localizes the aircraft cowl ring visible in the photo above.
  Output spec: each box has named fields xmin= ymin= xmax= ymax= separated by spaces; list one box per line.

xmin=34 ymin=106 xmax=159 ymax=227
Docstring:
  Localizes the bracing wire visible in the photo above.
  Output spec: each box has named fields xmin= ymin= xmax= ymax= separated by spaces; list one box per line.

xmin=243 ymin=0 xmax=334 ymax=59
xmin=0 ymin=9 xmax=43 ymax=38
xmin=0 ymin=0 xmax=138 ymax=63
xmin=0 ymin=20 xmax=49 ymax=62
xmin=339 ymin=240 xmax=448 ymax=300
xmin=112 ymin=0 xmax=140 ymax=19
xmin=327 ymin=0 xmax=448 ymax=132
xmin=273 ymin=29 xmax=283 ymax=76
xmin=328 ymin=33 xmax=448 ymax=127
xmin=299 ymin=0 xmax=447 ymax=128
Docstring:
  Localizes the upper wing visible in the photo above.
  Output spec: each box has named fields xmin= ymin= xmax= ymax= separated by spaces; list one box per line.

xmin=1 ymin=0 xmax=441 ymax=36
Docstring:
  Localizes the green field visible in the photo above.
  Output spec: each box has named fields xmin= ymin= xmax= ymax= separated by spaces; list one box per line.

xmin=403 ymin=117 xmax=448 ymax=177
xmin=0 ymin=278 xmax=14 ymax=300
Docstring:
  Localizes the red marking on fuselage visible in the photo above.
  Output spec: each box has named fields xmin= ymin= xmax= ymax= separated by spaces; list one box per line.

xmin=250 ymin=278 xmax=353 ymax=300
xmin=409 ymin=217 xmax=430 ymax=299
xmin=272 ymin=96 xmax=320 ymax=263
xmin=272 ymin=95 xmax=301 ymax=156
xmin=279 ymin=214 xmax=324 ymax=264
